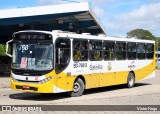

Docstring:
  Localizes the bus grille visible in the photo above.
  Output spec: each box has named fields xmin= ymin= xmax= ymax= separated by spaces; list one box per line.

xmin=16 ymin=79 xmax=40 ymax=84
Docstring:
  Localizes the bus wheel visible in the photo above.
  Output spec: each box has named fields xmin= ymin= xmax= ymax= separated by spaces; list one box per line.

xmin=127 ymin=72 xmax=135 ymax=88
xmin=69 ymin=78 xmax=85 ymax=97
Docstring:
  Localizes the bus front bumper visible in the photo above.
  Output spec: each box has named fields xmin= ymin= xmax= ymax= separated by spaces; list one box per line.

xmin=10 ymin=78 xmax=54 ymax=93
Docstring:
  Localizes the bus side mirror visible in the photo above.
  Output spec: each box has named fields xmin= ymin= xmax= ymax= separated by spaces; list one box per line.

xmin=6 ymin=39 xmax=13 ymax=58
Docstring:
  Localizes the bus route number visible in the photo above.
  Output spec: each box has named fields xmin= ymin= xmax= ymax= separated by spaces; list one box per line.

xmin=19 ymin=45 xmax=29 ymax=51
xmin=73 ymin=62 xmax=87 ymax=68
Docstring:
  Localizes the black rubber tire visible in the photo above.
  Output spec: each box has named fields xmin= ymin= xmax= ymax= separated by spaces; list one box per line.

xmin=127 ymin=72 xmax=135 ymax=88
xmin=69 ymin=78 xmax=85 ymax=97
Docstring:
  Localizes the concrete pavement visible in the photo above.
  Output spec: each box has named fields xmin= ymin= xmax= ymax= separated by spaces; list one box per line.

xmin=0 ymin=77 xmax=10 ymax=89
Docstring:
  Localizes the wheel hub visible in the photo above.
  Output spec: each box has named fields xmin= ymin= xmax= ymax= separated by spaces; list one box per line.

xmin=73 ymin=82 xmax=80 ymax=92
xmin=129 ymin=76 xmax=134 ymax=86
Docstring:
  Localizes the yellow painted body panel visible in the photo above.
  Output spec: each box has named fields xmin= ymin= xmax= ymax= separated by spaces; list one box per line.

xmin=66 ymin=76 xmax=76 ymax=90
xmin=106 ymin=72 xmax=116 ymax=86
xmin=55 ymin=72 xmax=76 ymax=91
xmin=135 ymin=60 xmax=155 ymax=81
xmin=99 ymin=73 xmax=106 ymax=87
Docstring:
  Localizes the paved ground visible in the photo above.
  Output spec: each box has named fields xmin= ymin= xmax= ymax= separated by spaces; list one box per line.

xmin=0 ymin=70 xmax=160 ymax=113
xmin=0 ymin=76 xmax=10 ymax=89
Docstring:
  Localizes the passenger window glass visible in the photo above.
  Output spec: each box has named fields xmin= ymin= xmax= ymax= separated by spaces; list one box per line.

xmin=103 ymin=41 xmax=115 ymax=60
xmin=116 ymin=42 xmax=126 ymax=60
xmin=73 ymin=39 xmax=88 ymax=61
xmin=137 ymin=43 xmax=146 ymax=59
xmin=89 ymin=40 xmax=102 ymax=61
xmin=146 ymin=44 xmax=154 ymax=59
xmin=127 ymin=43 xmax=136 ymax=59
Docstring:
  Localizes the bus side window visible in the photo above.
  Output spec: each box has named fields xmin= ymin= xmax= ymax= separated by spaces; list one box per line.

xmin=73 ymin=39 xmax=88 ymax=61
xmin=116 ymin=42 xmax=126 ymax=60
xmin=103 ymin=41 xmax=115 ymax=60
xmin=89 ymin=40 xmax=102 ymax=61
xmin=137 ymin=43 xmax=146 ymax=59
xmin=146 ymin=44 xmax=154 ymax=59
xmin=73 ymin=40 xmax=81 ymax=61
xmin=127 ymin=43 xmax=136 ymax=60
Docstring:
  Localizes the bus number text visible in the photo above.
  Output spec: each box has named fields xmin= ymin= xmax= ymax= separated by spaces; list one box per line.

xmin=73 ymin=62 xmax=87 ymax=68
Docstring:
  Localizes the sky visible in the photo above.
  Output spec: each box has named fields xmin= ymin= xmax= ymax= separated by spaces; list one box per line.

xmin=0 ymin=0 xmax=160 ymax=37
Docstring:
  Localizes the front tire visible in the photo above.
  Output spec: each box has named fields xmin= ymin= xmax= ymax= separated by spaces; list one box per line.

xmin=127 ymin=72 xmax=135 ymax=88
xmin=69 ymin=78 xmax=85 ymax=97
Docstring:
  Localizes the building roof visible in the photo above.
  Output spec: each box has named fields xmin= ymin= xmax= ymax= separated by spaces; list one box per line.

xmin=0 ymin=2 xmax=107 ymax=43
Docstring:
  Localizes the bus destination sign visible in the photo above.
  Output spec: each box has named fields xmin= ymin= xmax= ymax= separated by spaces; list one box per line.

xmin=14 ymin=33 xmax=52 ymax=41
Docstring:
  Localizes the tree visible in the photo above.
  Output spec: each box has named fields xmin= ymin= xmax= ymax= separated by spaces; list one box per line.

xmin=127 ymin=29 xmax=160 ymax=49
xmin=0 ymin=44 xmax=6 ymax=56
xmin=0 ymin=44 xmax=11 ymax=56
xmin=127 ymin=29 xmax=156 ymax=40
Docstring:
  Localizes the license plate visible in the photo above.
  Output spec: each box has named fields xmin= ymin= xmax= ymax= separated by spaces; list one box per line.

xmin=23 ymin=85 xmax=30 ymax=89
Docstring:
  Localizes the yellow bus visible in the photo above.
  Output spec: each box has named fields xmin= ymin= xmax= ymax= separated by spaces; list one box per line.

xmin=6 ymin=30 xmax=155 ymax=97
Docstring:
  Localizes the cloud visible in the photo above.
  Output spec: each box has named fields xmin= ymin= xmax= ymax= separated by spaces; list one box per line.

xmin=93 ymin=7 xmax=105 ymax=18
xmin=38 ymin=0 xmax=115 ymax=6
xmin=38 ymin=0 xmax=62 ymax=5
xmin=38 ymin=0 xmax=88 ymax=5
xmin=106 ymin=2 xmax=160 ymax=36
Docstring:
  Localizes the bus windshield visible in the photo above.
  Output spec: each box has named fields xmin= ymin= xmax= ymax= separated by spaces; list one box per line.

xmin=12 ymin=41 xmax=53 ymax=71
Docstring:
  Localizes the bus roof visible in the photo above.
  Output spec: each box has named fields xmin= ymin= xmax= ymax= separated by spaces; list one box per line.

xmin=52 ymin=31 xmax=155 ymax=44
xmin=14 ymin=30 xmax=155 ymax=44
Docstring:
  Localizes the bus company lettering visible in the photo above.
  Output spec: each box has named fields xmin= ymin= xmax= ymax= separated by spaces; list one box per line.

xmin=73 ymin=62 xmax=87 ymax=68
xmin=128 ymin=61 xmax=136 ymax=69
xmin=107 ymin=62 xmax=112 ymax=71
xmin=89 ymin=64 xmax=103 ymax=70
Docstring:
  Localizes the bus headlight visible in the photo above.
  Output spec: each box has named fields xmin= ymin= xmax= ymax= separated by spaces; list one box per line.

xmin=39 ymin=76 xmax=52 ymax=84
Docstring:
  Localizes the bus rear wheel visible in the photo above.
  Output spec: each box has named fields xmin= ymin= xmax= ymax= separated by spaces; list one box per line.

xmin=127 ymin=72 xmax=135 ymax=88
xmin=69 ymin=78 xmax=84 ymax=97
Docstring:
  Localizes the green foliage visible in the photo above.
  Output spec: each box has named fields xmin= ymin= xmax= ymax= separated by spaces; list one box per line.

xmin=127 ymin=29 xmax=156 ymax=40
xmin=0 ymin=44 xmax=11 ymax=56
xmin=0 ymin=44 xmax=6 ymax=56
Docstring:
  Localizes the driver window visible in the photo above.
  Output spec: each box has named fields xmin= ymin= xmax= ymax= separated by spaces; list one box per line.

xmin=55 ymin=38 xmax=70 ymax=74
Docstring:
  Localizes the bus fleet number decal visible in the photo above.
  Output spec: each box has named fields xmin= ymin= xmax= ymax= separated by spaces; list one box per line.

xmin=73 ymin=62 xmax=87 ymax=68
